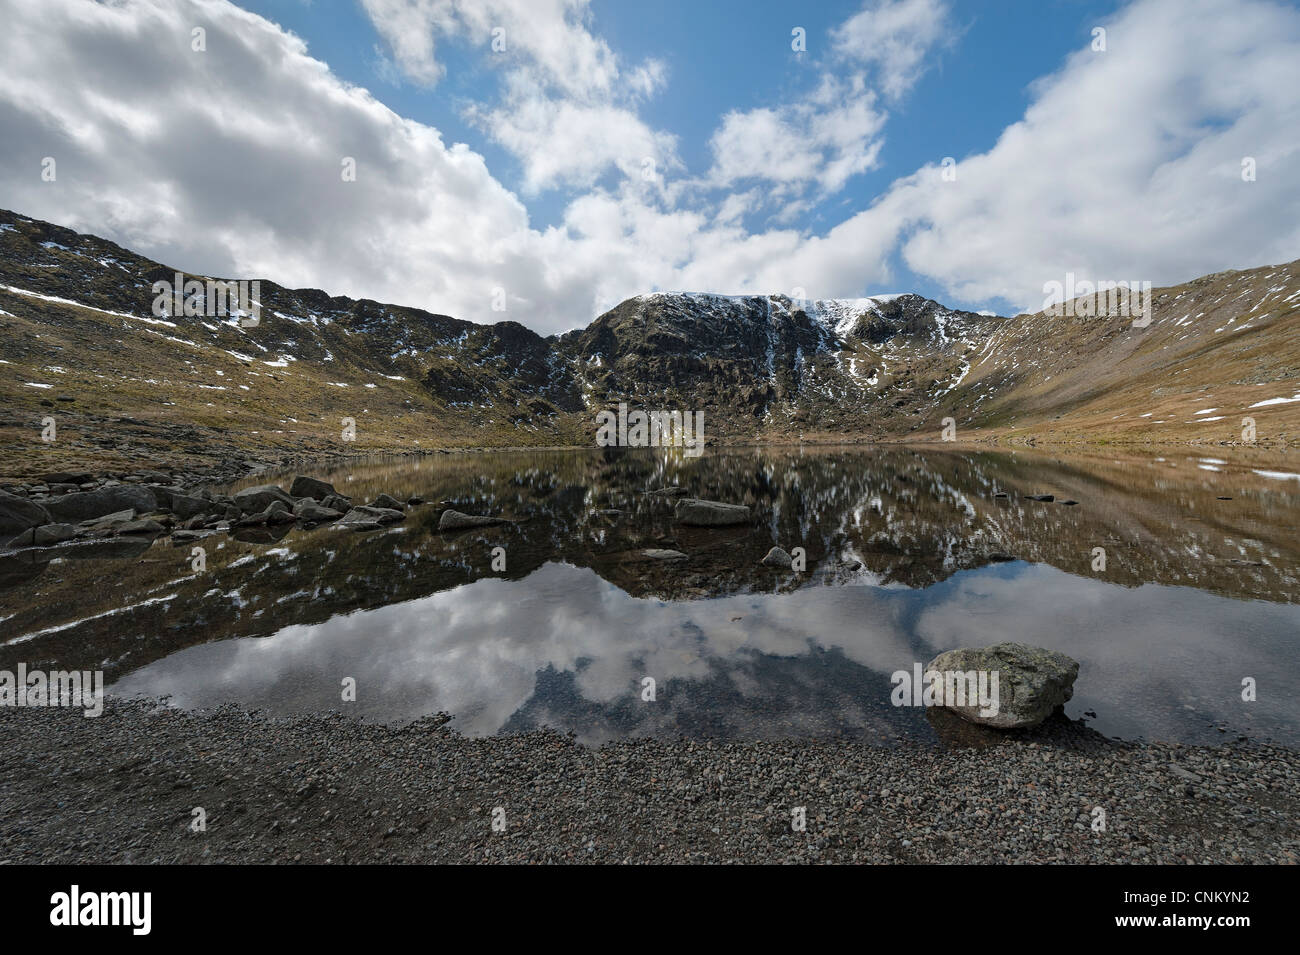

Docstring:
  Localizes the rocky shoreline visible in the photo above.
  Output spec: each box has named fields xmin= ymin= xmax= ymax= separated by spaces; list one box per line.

xmin=0 ymin=461 xmax=527 ymax=553
xmin=1 ymin=700 xmax=1295 ymax=864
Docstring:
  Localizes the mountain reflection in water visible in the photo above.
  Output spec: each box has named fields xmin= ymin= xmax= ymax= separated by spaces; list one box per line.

xmin=3 ymin=446 xmax=1297 ymax=746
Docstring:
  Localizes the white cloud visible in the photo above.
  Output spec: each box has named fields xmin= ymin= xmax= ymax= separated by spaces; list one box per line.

xmin=833 ymin=0 xmax=953 ymax=100
xmin=708 ymin=76 xmax=886 ymax=195
xmin=363 ymin=0 xmax=674 ymax=193
xmin=0 ymin=0 xmax=575 ymax=326
xmin=0 ymin=0 xmax=1297 ymax=338
xmin=858 ymin=0 xmax=1300 ymax=311
xmin=704 ymin=0 xmax=951 ymax=199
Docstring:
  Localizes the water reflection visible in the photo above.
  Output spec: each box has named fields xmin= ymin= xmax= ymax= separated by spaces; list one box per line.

xmin=2 ymin=446 xmax=1297 ymax=746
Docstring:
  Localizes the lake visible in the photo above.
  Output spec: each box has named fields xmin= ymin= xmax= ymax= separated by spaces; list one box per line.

xmin=3 ymin=446 xmax=1298 ymax=746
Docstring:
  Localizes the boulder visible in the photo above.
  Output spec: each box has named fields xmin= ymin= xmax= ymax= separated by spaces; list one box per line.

xmin=153 ymin=487 xmax=209 ymax=519
xmin=45 ymin=486 xmax=156 ymax=523
xmin=369 ymin=493 xmax=406 ymax=511
xmin=760 ymin=546 xmax=793 ymax=569
xmin=321 ymin=493 xmax=352 ymax=512
xmin=290 ymin=475 xmax=337 ymax=501
xmin=438 ymin=510 xmax=508 ymax=531
xmin=339 ymin=505 xmax=404 ymax=526
xmin=116 ymin=518 xmax=165 ymax=536
xmin=924 ymin=642 xmax=1079 ymax=729
xmin=82 ymin=508 xmax=136 ymax=530
xmin=675 ymin=498 xmax=750 ymax=527
xmin=32 ymin=523 xmax=78 ymax=546
xmin=232 ymin=484 xmax=295 ymax=513
xmin=264 ymin=501 xmax=297 ymax=525
xmin=641 ymin=548 xmax=688 ymax=560
xmin=0 ymin=489 xmax=50 ymax=533
xmin=292 ymin=500 xmax=343 ymax=522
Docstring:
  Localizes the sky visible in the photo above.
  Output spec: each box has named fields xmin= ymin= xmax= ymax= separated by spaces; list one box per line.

xmin=0 ymin=0 xmax=1298 ymax=334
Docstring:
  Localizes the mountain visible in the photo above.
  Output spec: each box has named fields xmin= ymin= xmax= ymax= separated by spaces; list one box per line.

xmin=2 ymin=207 xmax=1298 ymax=483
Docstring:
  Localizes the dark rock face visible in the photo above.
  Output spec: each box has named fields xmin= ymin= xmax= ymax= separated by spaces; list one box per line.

xmin=44 ymin=486 xmax=156 ymax=523
xmin=0 ymin=490 xmax=50 ymax=533
xmin=563 ymin=294 xmax=834 ymax=426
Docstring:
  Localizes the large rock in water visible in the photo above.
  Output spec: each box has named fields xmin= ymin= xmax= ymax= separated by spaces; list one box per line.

xmin=925 ymin=643 xmax=1079 ymax=729
xmin=761 ymin=546 xmax=793 ymax=568
xmin=438 ymin=510 xmax=508 ymax=531
xmin=338 ymin=505 xmax=405 ymax=526
xmin=674 ymin=498 xmax=750 ymax=527
xmin=290 ymin=476 xmax=337 ymax=501
xmin=44 ymin=486 xmax=156 ymax=523
xmin=0 ymin=490 xmax=50 ymax=533
xmin=232 ymin=484 xmax=295 ymax=513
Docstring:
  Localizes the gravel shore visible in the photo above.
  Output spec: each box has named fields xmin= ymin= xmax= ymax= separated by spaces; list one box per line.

xmin=1 ymin=700 xmax=1295 ymax=864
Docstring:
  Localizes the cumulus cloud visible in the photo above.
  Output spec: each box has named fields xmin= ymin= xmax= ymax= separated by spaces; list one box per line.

xmin=860 ymin=0 xmax=1300 ymax=311
xmin=0 ymin=0 xmax=1296 ymax=335
xmin=704 ymin=0 xmax=950 ymax=202
xmin=833 ymin=0 xmax=953 ymax=100
xmin=363 ymin=0 xmax=675 ymax=193
xmin=0 ymin=0 xmax=597 ymax=330
xmin=708 ymin=75 xmax=887 ymax=197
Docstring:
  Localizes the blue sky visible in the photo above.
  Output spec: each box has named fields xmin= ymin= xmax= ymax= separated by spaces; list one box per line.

xmin=1 ymin=0 xmax=1297 ymax=332
xmin=241 ymin=0 xmax=1128 ymax=304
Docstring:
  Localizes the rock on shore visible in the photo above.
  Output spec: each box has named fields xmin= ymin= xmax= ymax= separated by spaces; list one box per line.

xmin=926 ymin=643 xmax=1080 ymax=729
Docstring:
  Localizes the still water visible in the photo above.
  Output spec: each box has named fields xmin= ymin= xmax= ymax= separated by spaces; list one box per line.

xmin=3 ymin=447 xmax=1297 ymax=746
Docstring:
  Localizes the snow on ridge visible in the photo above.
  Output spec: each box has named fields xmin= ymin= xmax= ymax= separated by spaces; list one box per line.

xmin=807 ymin=296 xmax=905 ymax=338
xmin=0 ymin=283 xmax=176 ymax=327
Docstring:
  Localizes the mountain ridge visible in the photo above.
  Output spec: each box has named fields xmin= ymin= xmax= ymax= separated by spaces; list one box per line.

xmin=2 ymin=206 xmax=1298 ymax=484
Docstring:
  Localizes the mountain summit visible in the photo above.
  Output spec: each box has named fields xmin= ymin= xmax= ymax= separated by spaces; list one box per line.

xmin=1 ymin=208 xmax=1298 ymax=481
